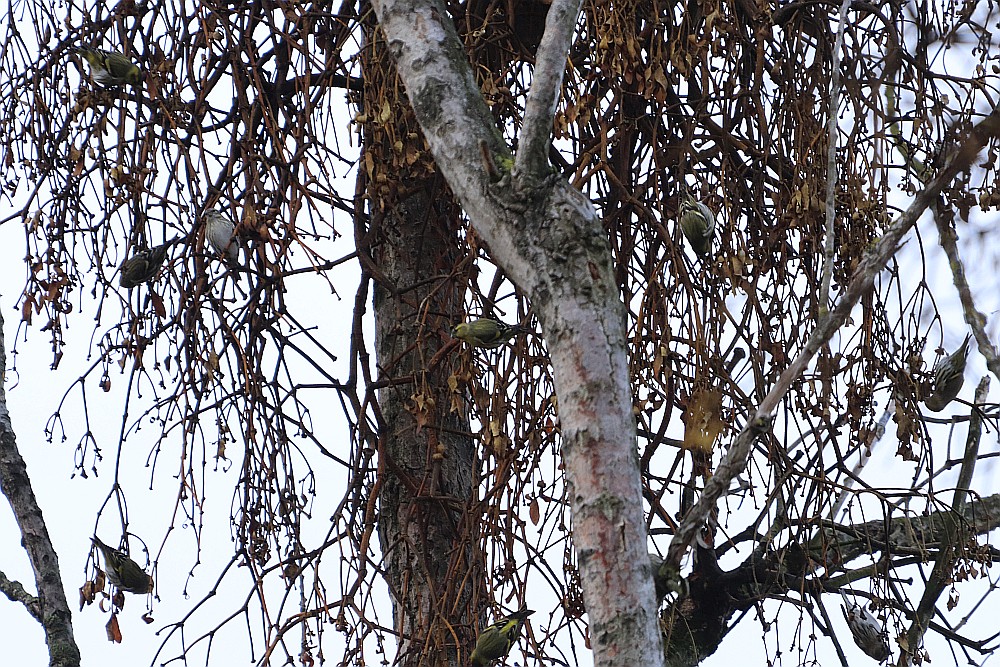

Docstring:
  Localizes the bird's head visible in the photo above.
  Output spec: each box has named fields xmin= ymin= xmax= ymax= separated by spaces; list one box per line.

xmin=124 ymin=67 xmax=144 ymax=86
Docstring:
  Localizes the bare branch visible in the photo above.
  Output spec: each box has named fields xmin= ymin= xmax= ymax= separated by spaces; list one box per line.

xmin=0 ymin=307 xmax=80 ymax=666
xmin=514 ymin=0 xmax=584 ymax=178
xmin=900 ymin=377 xmax=990 ymax=661
xmin=667 ymin=105 xmax=1000 ymax=570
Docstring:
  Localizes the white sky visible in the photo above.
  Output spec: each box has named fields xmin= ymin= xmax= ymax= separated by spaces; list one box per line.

xmin=4 ymin=6 xmax=1000 ymax=667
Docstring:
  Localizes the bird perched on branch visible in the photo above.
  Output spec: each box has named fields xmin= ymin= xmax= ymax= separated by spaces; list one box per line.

xmin=91 ymin=537 xmax=154 ymax=595
xmin=840 ymin=592 xmax=890 ymax=662
xmin=924 ymin=334 xmax=971 ymax=412
xmin=204 ymin=209 xmax=240 ymax=265
xmin=470 ymin=608 xmax=533 ymax=666
xmin=118 ymin=237 xmax=178 ymax=288
xmin=678 ymin=194 xmax=716 ymax=256
xmin=451 ymin=317 xmax=525 ymax=349
xmin=76 ymin=48 xmax=142 ymax=87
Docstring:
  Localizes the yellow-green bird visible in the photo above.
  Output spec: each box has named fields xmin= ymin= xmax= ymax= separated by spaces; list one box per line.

xmin=470 ymin=609 xmax=533 ymax=667
xmin=924 ymin=334 xmax=972 ymax=412
xmin=76 ymin=48 xmax=142 ymax=87
xmin=451 ymin=318 xmax=525 ymax=349
xmin=91 ymin=537 xmax=154 ymax=594
xmin=678 ymin=194 xmax=716 ymax=256
xmin=118 ymin=237 xmax=178 ymax=288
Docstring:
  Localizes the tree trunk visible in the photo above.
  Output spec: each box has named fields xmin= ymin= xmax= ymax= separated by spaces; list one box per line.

xmin=368 ymin=0 xmax=664 ymax=665
xmin=372 ymin=183 xmax=478 ymax=666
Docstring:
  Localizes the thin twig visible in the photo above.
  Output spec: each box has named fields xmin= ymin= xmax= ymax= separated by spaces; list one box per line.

xmin=665 ymin=105 xmax=1000 ymax=569
xmin=819 ymin=0 xmax=854 ymax=316
xmin=932 ymin=204 xmax=1000 ymax=383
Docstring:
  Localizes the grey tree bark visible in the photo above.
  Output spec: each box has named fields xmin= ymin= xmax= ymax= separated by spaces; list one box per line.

xmin=372 ymin=187 xmax=479 ymax=666
xmin=0 ymin=307 xmax=81 ymax=667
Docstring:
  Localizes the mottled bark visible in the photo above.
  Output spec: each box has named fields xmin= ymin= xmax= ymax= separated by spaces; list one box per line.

xmin=372 ymin=188 xmax=477 ymax=667
xmin=368 ymin=1 xmax=663 ymax=665
xmin=0 ymin=308 xmax=81 ymax=667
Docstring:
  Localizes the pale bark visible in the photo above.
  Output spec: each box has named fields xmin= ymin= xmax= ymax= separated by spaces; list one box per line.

xmin=369 ymin=1 xmax=663 ymax=666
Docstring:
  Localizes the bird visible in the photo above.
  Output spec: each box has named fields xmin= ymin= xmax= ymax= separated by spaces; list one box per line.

xmin=204 ymin=209 xmax=239 ymax=265
xmin=840 ymin=592 xmax=891 ymax=662
xmin=924 ymin=334 xmax=972 ymax=412
xmin=649 ymin=552 xmax=669 ymax=602
xmin=118 ymin=237 xmax=177 ymax=288
xmin=76 ymin=48 xmax=142 ymax=87
xmin=91 ymin=537 xmax=154 ymax=595
xmin=470 ymin=608 xmax=533 ymax=667
xmin=678 ymin=193 xmax=716 ymax=256
xmin=451 ymin=317 xmax=525 ymax=349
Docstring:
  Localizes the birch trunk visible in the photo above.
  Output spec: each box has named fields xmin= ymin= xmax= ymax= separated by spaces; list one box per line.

xmin=369 ymin=1 xmax=664 ymax=665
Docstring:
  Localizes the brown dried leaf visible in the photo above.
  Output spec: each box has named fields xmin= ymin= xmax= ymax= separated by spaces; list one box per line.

xmin=20 ymin=295 xmax=33 ymax=324
xmin=79 ymin=581 xmax=96 ymax=610
xmin=94 ymin=569 xmax=107 ymax=593
xmin=106 ymin=613 xmax=123 ymax=643
xmin=683 ymin=388 xmax=725 ymax=455
xmin=151 ymin=291 xmax=165 ymax=318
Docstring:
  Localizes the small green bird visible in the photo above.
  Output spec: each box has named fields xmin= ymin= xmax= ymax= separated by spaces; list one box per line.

xmin=470 ymin=609 xmax=533 ymax=667
xmin=118 ymin=237 xmax=178 ymax=288
xmin=91 ymin=536 xmax=154 ymax=595
xmin=204 ymin=209 xmax=239 ymax=265
xmin=451 ymin=318 xmax=525 ymax=349
xmin=924 ymin=334 xmax=971 ymax=412
xmin=678 ymin=194 xmax=716 ymax=256
xmin=76 ymin=48 xmax=142 ymax=87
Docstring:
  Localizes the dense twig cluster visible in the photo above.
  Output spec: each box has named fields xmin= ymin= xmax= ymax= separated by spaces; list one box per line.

xmin=2 ymin=0 xmax=1000 ymax=665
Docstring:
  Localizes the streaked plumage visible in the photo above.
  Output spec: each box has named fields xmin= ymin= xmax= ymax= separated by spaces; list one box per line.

xmin=924 ymin=334 xmax=971 ymax=412
xmin=840 ymin=592 xmax=891 ymax=662
xmin=470 ymin=609 xmax=533 ymax=667
xmin=76 ymin=48 xmax=142 ymax=87
xmin=204 ymin=209 xmax=239 ymax=264
xmin=118 ymin=237 xmax=177 ymax=288
xmin=648 ymin=552 xmax=685 ymax=603
xmin=91 ymin=536 xmax=153 ymax=595
xmin=451 ymin=318 xmax=525 ymax=349
xmin=678 ymin=194 xmax=716 ymax=256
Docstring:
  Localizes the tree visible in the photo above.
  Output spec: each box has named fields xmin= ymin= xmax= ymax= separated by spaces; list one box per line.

xmin=2 ymin=0 xmax=1000 ymax=666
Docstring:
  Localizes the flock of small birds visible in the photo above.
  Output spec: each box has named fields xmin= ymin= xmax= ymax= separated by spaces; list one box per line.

xmin=77 ymin=44 xmax=970 ymax=666
xmin=75 ymin=47 xmax=241 ymax=290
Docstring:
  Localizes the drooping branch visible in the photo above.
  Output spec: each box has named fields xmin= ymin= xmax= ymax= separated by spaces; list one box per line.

xmin=666 ymin=106 xmax=1000 ymax=570
xmin=0 ymin=307 xmax=80 ymax=667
